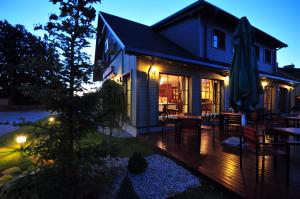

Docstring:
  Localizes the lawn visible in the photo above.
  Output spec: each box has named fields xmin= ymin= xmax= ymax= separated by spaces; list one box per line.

xmin=0 ymin=117 xmax=154 ymax=187
xmin=0 ymin=118 xmax=234 ymax=198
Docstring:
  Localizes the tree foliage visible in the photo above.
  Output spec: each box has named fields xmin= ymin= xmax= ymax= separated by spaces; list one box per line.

xmin=0 ymin=20 xmax=59 ymax=104
xmin=17 ymin=0 xmax=102 ymax=198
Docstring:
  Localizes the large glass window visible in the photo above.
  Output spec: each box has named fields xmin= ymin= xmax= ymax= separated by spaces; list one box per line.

xmin=201 ymin=79 xmax=221 ymax=114
xmin=159 ymin=74 xmax=189 ymax=116
xmin=264 ymin=86 xmax=274 ymax=111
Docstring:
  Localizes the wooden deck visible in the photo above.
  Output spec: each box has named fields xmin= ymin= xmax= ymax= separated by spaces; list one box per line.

xmin=139 ymin=127 xmax=300 ymax=199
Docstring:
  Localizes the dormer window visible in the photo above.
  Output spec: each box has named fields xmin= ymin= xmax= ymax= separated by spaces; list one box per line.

xmin=212 ymin=29 xmax=226 ymax=50
xmin=264 ymin=49 xmax=272 ymax=64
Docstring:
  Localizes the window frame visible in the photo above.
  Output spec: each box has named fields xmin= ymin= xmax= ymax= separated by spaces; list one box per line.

xmin=212 ymin=28 xmax=226 ymax=51
xmin=158 ymin=73 xmax=190 ymax=115
xmin=264 ymin=48 xmax=272 ymax=64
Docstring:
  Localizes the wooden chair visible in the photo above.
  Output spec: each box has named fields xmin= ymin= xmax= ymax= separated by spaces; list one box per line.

xmin=177 ymin=118 xmax=201 ymax=152
xmin=201 ymin=115 xmax=217 ymax=144
xmin=160 ymin=116 xmax=177 ymax=142
xmin=242 ymin=126 xmax=290 ymax=183
xmin=225 ymin=115 xmax=241 ymax=136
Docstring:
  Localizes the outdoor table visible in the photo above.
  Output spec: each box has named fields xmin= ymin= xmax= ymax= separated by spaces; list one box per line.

xmin=160 ymin=115 xmax=202 ymax=153
xmin=271 ymin=127 xmax=300 ymax=143
xmin=283 ymin=116 xmax=300 ymax=128
xmin=176 ymin=116 xmax=202 ymax=153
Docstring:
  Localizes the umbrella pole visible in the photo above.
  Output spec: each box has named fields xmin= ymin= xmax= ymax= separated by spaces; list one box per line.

xmin=240 ymin=113 xmax=246 ymax=168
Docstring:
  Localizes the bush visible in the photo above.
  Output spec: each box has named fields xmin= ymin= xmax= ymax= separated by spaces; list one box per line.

xmin=127 ymin=152 xmax=147 ymax=174
xmin=116 ymin=175 xmax=139 ymax=199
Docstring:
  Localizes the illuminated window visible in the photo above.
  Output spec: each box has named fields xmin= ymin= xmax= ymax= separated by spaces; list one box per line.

xmin=201 ymin=79 xmax=221 ymax=114
xmin=264 ymin=86 xmax=274 ymax=111
xmin=159 ymin=74 xmax=189 ymax=115
xmin=212 ymin=29 xmax=226 ymax=50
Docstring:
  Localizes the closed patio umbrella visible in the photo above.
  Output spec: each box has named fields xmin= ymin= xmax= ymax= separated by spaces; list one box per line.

xmin=230 ymin=16 xmax=263 ymax=124
xmin=229 ymin=16 xmax=263 ymax=167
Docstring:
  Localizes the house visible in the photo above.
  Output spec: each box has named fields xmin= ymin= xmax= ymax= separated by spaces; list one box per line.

xmin=94 ymin=0 xmax=299 ymax=136
xmin=279 ymin=64 xmax=300 ymax=111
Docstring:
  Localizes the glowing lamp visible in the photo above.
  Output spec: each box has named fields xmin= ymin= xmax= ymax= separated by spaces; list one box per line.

xmin=224 ymin=76 xmax=229 ymax=86
xmin=16 ymin=135 xmax=27 ymax=150
xmin=261 ymin=81 xmax=268 ymax=89
xmin=149 ymin=66 xmax=158 ymax=78
xmin=48 ymin=117 xmax=55 ymax=123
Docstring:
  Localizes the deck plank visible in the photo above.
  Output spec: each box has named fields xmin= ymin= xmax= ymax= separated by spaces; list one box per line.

xmin=140 ymin=127 xmax=300 ymax=199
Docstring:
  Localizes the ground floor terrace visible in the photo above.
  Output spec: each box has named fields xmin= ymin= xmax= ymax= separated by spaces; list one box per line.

xmin=120 ymin=57 xmax=297 ymax=135
xmin=139 ymin=125 xmax=300 ymax=199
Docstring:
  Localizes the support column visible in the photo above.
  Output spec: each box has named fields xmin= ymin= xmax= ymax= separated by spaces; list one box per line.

xmin=190 ymin=76 xmax=201 ymax=115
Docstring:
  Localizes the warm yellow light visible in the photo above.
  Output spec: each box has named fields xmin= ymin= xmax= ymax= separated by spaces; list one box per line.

xmin=261 ymin=81 xmax=268 ymax=89
xmin=224 ymin=76 xmax=229 ymax=86
xmin=48 ymin=117 xmax=55 ymax=123
xmin=16 ymin=135 xmax=27 ymax=144
xmin=160 ymin=76 xmax=166 ymax=85
xmin=149 ymin=66 xmax=158 ymax=78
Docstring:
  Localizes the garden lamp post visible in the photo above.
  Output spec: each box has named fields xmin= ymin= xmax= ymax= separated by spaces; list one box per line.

xmin=16 ymin=135 xmax=27 ymax=151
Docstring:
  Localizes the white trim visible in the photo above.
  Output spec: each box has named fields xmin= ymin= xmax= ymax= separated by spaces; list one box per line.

xmin=99 ymin=13 xmax=125 ymax=49
xmin=259 ymin=73 xmax=299 ymax=84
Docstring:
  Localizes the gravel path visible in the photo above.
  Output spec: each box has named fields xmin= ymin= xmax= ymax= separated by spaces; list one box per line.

xmin=129 ymin=154 xmax=201 ymax=199
xmin=0 ymin=111 xmax=50 ymax=136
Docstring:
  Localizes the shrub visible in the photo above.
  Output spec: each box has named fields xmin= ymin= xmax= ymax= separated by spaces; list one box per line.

xmin=127 ymin=152 xmax=147 ymax=174
xmin=116 ymin=175 xmax=139 ymax=199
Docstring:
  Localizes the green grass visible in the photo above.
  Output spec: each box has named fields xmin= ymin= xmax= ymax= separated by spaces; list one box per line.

xmin=0 ymin=119 xmax=154 ymax=174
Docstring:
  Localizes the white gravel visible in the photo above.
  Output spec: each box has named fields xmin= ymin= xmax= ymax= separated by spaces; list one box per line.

xmin=129 ymin=154 xmax=201 ymax=199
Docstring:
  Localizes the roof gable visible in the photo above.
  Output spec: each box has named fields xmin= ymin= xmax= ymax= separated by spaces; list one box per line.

xmin=100 ymin=12 xmax=199 ymax=61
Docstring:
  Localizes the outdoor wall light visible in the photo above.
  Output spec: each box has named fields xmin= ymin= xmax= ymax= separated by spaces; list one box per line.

xmin=149 ymin=66 xmax=158 ymax=79
xmin=261 ymin=81 xmax=268 ymax=89
xmin=16 ymin=135 xmax=27 ymax=151
xmin=224 ymin=76 xmax=229 ymax=86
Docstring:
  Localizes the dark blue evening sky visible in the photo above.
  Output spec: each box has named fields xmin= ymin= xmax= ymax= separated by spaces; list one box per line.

xmin=0 ymin=0 xmax=299 ymax=67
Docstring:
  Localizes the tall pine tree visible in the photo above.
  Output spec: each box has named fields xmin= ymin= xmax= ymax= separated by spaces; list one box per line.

xmin=31 ymin=0 xmax=101 ymax=183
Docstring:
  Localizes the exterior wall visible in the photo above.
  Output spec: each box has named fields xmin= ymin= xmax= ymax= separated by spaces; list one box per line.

xmin=158 ymin=16 xmax=277 ymax=74
xmin=134 ymin=56 xmax=228 ymax=133
xmin=159 ymin=17 xmax=202 ymax=57
xmin=256 ymin=44 xmax=275 ymax=73
xmin=206 ymin=22 xmax=233 ymax=64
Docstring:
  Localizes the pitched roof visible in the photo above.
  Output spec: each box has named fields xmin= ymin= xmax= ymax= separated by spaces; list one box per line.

xmin=151 ymin=0 xmax=287 ymax=48
xmin=278 ymin=67 xmax=300 ymax=82
xmin=100 ymin=12 xmax=199 ymax=62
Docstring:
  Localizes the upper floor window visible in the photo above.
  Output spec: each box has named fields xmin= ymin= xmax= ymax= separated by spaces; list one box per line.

xmin=264 ymin=49 xmax=272 ymax=64
xmin=254 ymin=45 xmax=260 ymax=60
xmin=212 ymin=29 xmax=226 ymax=50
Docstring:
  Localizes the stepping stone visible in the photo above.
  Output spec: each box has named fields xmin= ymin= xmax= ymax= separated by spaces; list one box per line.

xmin=2 ymin=167 xmax=21 ymax=176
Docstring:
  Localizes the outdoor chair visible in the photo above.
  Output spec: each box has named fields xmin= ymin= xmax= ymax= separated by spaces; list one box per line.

xmin=242 ymin=126 xmax=290 ymax=183
xmin=201 ymin=115 xmax=217 ymax=144
xmin=177 ymin=118 xmax=202 ymax=152
xmin=160 ymin=116 xmax=177 ymax=142
xmin=225 ymin=115 xmax=241 ymax=136
xmin=247 ymin=112 xmax=258 ymax=129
